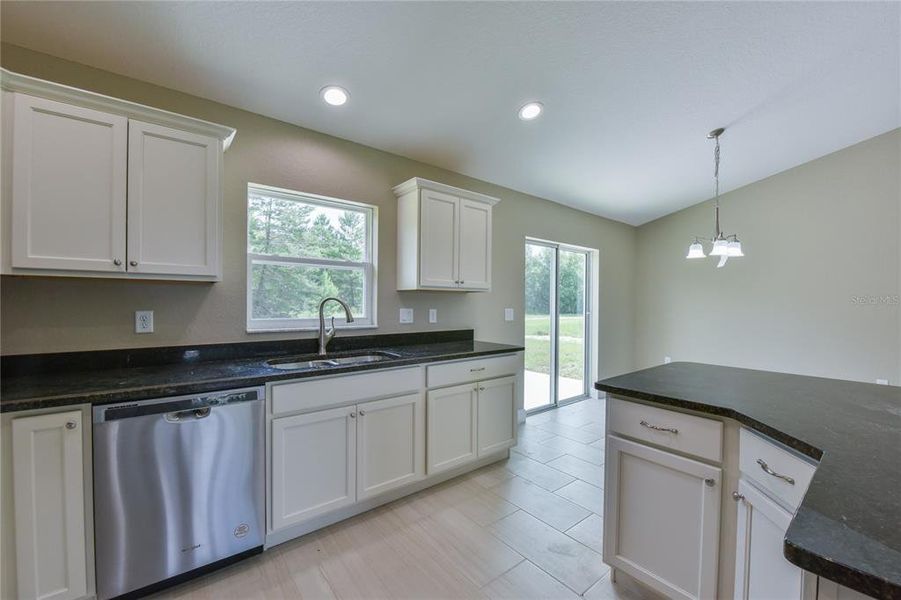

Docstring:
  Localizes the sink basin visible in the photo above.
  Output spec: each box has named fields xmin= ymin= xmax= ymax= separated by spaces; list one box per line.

xmin=267 ymin=351 xmax=401 ymax=370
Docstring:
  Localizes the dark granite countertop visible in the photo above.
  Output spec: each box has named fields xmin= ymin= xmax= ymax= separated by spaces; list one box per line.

xmin=595 ymin=362 xmax=901 ymax=600
xmin=1 ymin=330 xmax=523 ymax=413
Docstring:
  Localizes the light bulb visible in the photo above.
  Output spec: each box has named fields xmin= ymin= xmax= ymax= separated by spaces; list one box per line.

xmin=518 ymin=102 xmax=543 ymax=120
xmin=727 ymin=239 xmax=744 ymax=257
xmin=710 ymin=238 xmax=729 ymax=256
xmin=686 ymin=242 xmax=706 ymax=259
xmin=321 ymin=86 xmax=349 ymax=106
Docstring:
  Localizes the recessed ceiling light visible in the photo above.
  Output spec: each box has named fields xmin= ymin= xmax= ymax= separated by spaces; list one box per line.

xmin=518 ymin=102 xmax=543 ymax=121
xmin=321 ymin=86 xmax=349 ymax=106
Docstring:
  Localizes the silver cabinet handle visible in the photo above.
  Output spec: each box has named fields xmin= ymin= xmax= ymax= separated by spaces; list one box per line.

xmin=460 ymin=280 xmax=465 ymax=285
xmin=704 ymin=478 xmax=716 ymax=487
xmin=65 ymin=421 xmax=77 ymax=430
xmin=130 ymin=260 xmax=138 ymax=267
xmin=732 ymin=491 xmax=745 ymax=502
xmin=640 ymin=420 xmax=678 ymax=434
xmin=479 ymin=386 xmax=485 ymax=391
xmin=470 ymin=367 xmax=486 ymax=372
xmin=113 ymin=259 xmax=122 ymax=266
xmin=349 ymin=412 xmax=356 ymax=419
xmin=756 ymin=459 xmax=795 ymax=485
xmin=358 ymin=410 xmax=365 ymax=416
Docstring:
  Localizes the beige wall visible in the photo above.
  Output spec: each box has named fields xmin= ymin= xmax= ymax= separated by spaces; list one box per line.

xmin=0 ymin=44 xmax=638 ymax=380
xmin=634 ymin=129 xmax=901 ymax=384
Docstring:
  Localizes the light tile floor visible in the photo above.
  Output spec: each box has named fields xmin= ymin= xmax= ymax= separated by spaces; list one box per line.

xmin=155 ymin=397 xmax=655 ymax=600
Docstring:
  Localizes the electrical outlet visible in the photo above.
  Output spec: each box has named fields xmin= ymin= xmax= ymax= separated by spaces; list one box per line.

xmin=399 ymin=308 xmax=414 ymax=324
xmin=876 ymin=378 xmax=889 ymax=385
xmin=428 ymin=308 xmax=437 ymax=324
xmin=664 ymin=356 xmax=672 ymax=364
xmin=504 ymin=308 xmax=514 ymax=322
xmin=135 ymin=310 xmax=154 ymax=334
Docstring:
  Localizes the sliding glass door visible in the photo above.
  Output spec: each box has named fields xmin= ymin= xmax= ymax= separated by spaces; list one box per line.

xmin=524 ymin=240 xmax=591 ymax=413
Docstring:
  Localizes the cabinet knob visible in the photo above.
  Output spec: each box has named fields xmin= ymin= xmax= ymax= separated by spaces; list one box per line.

xmin=704 ymin=478 xmax=716 ymax=487
xmin=349 ymin=412 xmax=356 ymax=419
xmin=129 ymin=260 xmax=138 ymax=267
xmin=65 ymin=421 xmax=77 ymax=430
xmin=479 ymin=386 xmax=485 ymax=391
xmin=358 ymin=410 xmax=365 ymax=416
xmin=113 ymin=259 xmax=122 ymax=266
xmin=731 ymin=491 xmax=745 ymax=502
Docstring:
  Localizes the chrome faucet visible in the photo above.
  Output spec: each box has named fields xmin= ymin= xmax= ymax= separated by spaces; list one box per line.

xmin=318 ymin=297 xmax=355 ymax=355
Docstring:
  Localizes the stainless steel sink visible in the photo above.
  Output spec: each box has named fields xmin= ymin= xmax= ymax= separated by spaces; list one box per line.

xmin=266 ymin=351 xmax=401 ymax=370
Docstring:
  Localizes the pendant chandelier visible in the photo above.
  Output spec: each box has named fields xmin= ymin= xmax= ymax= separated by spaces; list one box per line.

xmin=686 ymin=127 xmax=744 ymax=268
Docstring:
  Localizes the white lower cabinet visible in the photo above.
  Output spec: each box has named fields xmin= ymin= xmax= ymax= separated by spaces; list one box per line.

xmin=476 ymin=376 xmax=516 ymax=456
xmin=733 ymin=478 xmax=815 ymax=600
xmin=11 ymin=410 xmax=88 ymax=600
xmin=271 ymin=405 xmax=357 ymax=530
xmin=271 ymin=393 xmax=426 ymax=531
xmin=817 ymin=580 xmax=874 ymax=600
xmin=357 ymin=393 xmax=425 ymax=500
xmin=604 ymin=435 xmax=721 ymax=600
xmin=427 ymin=383 xmax=478 ymax=474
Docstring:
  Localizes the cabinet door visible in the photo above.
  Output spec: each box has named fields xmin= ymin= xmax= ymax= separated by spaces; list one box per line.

xmin=457 ymin=198 xmax=491 ymax=290
xmin=427 ymin=383 xmax=478 ymax=474
xmin=419 ymin=189 xmax=459 ymax=288
xmin=271 ymin=406 xmax=356 ymax=530
xmin=604 ymin=435 xmax=721 ymax=600
xmin=127 ymin=120 xmax=220 ymax=277
xmin=734 ymin=479 xmax=811 ymax=600
xmin=11 ymin=93 xmax=127 ymax=272
xmin=11 ymin=410 xmax=87 ymax=600
xmin=477 ymin=376 xmax=516 ymax=456
xmin=357 ymin=393 xmax=424 ymax=500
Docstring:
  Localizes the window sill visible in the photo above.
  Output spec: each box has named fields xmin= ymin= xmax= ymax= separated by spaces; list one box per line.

xmin=246 ymin=324 xmax=379 ymax=334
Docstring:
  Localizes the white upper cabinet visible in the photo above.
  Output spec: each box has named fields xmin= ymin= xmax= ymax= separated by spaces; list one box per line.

xmin=1 ymin=69 xmax=234 ymax=281
xmin=127 ymin=120 xmax=220 ymax=277
xmin=419 ymin=189 xmax=460 ymax=288
xmin=10 ymin=94 xmax=128 ymax=273
xmin=394 ymin=177 xmax=498 ymax=291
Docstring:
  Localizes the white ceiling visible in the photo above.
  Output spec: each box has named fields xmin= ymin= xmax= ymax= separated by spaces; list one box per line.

xmin=2 ymin=2 xmax=899 ymax=225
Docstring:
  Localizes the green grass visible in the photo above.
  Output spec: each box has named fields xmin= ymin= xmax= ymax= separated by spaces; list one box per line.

xmin=524 ymin=314 xmax=584 ymax=338
xmin=524 ymin=314 xmax=585 ymax=379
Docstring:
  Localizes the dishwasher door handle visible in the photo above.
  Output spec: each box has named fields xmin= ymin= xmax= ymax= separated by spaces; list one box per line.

xmin=165 ymin=407 xmax=212 ymax=423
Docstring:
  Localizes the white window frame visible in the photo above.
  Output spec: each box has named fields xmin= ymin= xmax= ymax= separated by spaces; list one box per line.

xmin=246 ymin=182 xmax=378 ymax=332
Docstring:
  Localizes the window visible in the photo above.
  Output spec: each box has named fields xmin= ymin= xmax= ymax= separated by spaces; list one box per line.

xmin=246 ymin=183 xmax=377 ymax=331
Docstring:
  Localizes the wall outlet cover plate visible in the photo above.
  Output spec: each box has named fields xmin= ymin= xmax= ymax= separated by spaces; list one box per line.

xmin=399 ymin=308 xmax=414 ymax=324
xmin=135 ymin=310 xmax=154 ymax=333
xmin=428 ymin=308 xmax=437 ymax=323
xmin=504 ymin=308 xmax=514 ymax=322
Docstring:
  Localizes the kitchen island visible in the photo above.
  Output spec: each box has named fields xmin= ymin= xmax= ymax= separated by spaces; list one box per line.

xmin=596 ymin=362 xmax=901 ymax=600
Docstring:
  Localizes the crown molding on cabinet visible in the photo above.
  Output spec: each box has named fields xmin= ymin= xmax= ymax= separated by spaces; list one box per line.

xmin=1 ymin=68 xmax=236 ymax=150
xmin=392 ymin=177 xmax=501 ymax=206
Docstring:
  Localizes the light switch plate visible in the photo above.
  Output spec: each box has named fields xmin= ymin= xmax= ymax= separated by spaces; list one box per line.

xmin=135 ymin=310 xmax=154 ymax=334
xmin=428 ymin=308 xmax=437 ymax=323
xmin=399 ymin=308 xmax=414 ymax=324
xmin=504 ymin=308 xmax=514 ymax=322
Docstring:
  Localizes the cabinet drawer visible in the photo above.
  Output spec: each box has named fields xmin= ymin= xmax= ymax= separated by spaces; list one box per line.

xmin=271 ymin=367 xmax=421 ymax=416
xmin=608 ymin=397 xmax=723 ymax=463
xmin=427 ymin=354 xmax=519 ymax=388
xmin=739 ymin=428 xmax=815 ymax=511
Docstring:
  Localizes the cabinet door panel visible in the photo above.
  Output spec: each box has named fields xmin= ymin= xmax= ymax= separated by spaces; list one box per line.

xmin=127 ymin=120 xmax=220 ymax=276
xmin=427 ymin=383 xmax=478 ymax=474
xmin=12 ymin=410 xmax=87 ymax=600
xmin=419 ymin=190 xmax=459 ymax=288
xmin=458 ymin=198 xmax=491 ymax=290
xmin=357 ymin=393 xmax=424 ymax=500
xmin=477 ymin=376 xmax=516 ymax=456
xmin=604 ymin=435 xmax=721 ymax=600
xmin=11 ymin=93 xmax=127 ymax=272
xmin=271 ymin=406 xmax=356 ymax=530
xmin=734 ymin=479 xmax=808 ymax=600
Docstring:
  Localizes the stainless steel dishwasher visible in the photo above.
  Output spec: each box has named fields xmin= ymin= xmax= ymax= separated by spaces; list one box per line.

xmin=93 ymin=387 xmax=265 ymax=600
